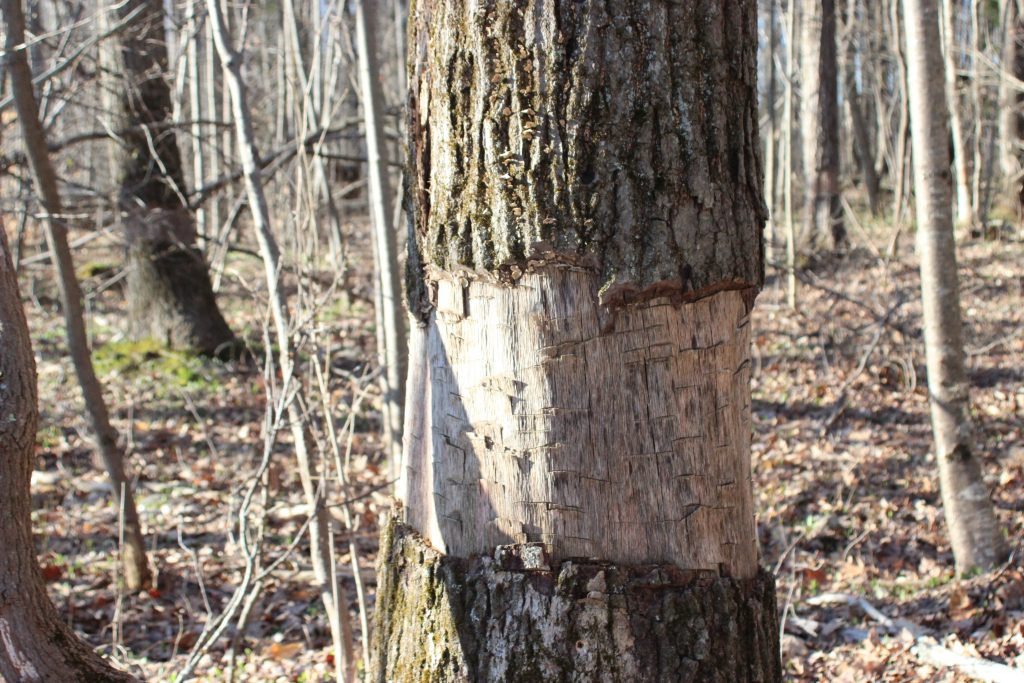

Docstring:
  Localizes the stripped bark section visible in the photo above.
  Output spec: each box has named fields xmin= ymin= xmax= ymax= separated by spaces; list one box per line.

xmin=400 ymin=269 xmax=757 ymax=577
xmin=372 ymin=514 xmax=780 ymax=683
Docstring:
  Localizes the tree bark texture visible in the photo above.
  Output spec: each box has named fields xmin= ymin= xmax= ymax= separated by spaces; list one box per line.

xmin=0 ymin=211 xmax=134 ymax=681
xmin=373 ymin=514 xmax=780 ymax=683
xmin=799 ymin=0 xmax=844 ymax=249
xmin=102 ymin=0 xmax=235 ymax=357
xmin=903 ymin=0 xmax=1009 ymax=573
xmin=378 ymin=1 xmax=780 ymax=680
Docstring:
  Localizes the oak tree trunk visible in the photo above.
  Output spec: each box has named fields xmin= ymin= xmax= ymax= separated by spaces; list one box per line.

xmin=373 ymin=1 xmax=782 ymax=680
xmin=101 ymin=0 xmax=235 ymax=357
xmin=903 ymin=0 xmax=1009 ymax=574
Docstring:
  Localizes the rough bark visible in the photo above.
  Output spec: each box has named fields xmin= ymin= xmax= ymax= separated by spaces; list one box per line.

xmin=903 ymin=0 xmax=1009 ymax=574
xmin=377 ymin=1 xmax=780 ymax=680
xmin=101 ymin=0 xmax=236 ymax=357
xmin=3 ymin=0 xmax=151 ymax=592
xmin=800 ymin=0 xmax=845 ymax=250
xmin=373 ymin=514 xmax=780 ymax=683
xmin=0 ymin=130 xmax=133 ymax=683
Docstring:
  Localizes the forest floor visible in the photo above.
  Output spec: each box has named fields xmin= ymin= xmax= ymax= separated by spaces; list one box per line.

xmin=16 ymin=220 xmax=1024 ymax=682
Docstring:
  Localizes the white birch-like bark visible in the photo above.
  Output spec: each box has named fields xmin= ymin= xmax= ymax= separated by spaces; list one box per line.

xmin=903 ymin=0 xmax=1009 ymax=574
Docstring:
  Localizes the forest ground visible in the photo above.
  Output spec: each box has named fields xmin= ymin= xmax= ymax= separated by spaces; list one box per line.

xmin=17 ymin=217 xmax=1024 ymax=682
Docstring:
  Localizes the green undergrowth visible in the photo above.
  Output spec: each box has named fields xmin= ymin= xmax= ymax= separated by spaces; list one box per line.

xmin=93 ymin=338 xmax=222 ymax=394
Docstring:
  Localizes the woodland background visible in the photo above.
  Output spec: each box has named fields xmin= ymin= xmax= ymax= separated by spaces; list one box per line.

xmin=0 ymin=0 xmax=1022 ymax=680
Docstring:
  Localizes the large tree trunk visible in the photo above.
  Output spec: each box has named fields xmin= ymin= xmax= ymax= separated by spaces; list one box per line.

xmin=0 ymin=227 xmax=137 ymax=683
xmin=373 ymin=1 xmax=781 ymax=681
xmin=903 ymin=0 xmax=1009 ymax=574
xmin=101 ymin=0 xmax=235 ymax=357
xmin=800 ymin=0 xmax=845 ymax=250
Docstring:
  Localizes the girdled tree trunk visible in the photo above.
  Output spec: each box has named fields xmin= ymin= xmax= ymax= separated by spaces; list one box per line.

xmin=373 ymin=1 xmax=781 ymax=681
xmin=903 ymin=0 xmax=1009 ymax=574
xmin=101 ymin=0 xmax=235 ymax=357
xmin=800 ymin=0 xmax=845 ymax=250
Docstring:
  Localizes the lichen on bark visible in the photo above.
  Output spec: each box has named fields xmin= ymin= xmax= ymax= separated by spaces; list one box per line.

xmin=408 ymin=0 xmax=766 ymax=313
xmin=372 ymin=514 xmax=781 ymax=683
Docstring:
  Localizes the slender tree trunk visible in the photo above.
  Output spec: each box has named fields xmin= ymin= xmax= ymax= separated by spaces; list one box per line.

xmin=764 ymin=0 xmax=778 ymax=261
xmin=205 ymin=1 xmax=356 ymax=678
xmin=784 ymin=0 xmax=798 ymax=307
xmin=4 ymin=0 xmax=151 ymax=592
xmin=373 ymin=2 xmax=782 ymax=680
xmin=355 ymin=0 xmax=407 ymax=480
xmin=102 ymin=0 xmax=236 ymax=357
xmin=903 ymin=0 xmax=1009 ymax=574
xmin=999 ymin=0 xmax=1024 ymax=218
xmin=941 ymin=0 xmax=974 ymax=227
xmin=801 ymin=0 xmax=845 ymax=250
xmin=843 ymin=0 xmax=881 ymax=216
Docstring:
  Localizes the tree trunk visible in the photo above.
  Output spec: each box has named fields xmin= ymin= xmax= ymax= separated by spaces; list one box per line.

xmin=355 ymin=0 xmax=408 ymax=480
xmin=0 ymin=221 xmax=137 ymax=683
xmin=842 ymin=0 xmax=881 ymax=217
xmin=941 ymin=0 xmax=974 ymax=227
xmin=902 ymin=0 xmax=1009 ymax=574
xmin=374 ymin=1 xmax=781 ymax=680
xmin=101 ymin=0 xmax=236 ymax=357
xmin=999 ymin=0 xmax=1024 ymax=218
xmin=801 ymin=0 xmax=845 ymax=250
xmin=3 ymin=0 xmax=151 ymax=592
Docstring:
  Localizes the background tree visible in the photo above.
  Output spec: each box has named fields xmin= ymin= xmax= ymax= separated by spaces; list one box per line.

xmin=903 ymin=0 xmax=1009 ymax=574
xmin=99 ymin=0 xmax=236 ymax=357
xmin=373 ymin=1 xmax=781 ymax=679
xmin=800 ymin=0 xmax=845 ymax=250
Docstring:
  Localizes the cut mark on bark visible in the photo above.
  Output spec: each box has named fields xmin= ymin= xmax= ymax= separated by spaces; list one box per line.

xmin=0 ymin=617 xmax=40 ymax=681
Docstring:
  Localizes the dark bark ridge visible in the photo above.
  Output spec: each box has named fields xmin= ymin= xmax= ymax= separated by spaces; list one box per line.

xmin=407 ymin=0 xmax=766 ymax=314
xmin=373 ymin=516 xmax=781 ymax=683
xmin=0 ymin=227 xmax=134 ymax=682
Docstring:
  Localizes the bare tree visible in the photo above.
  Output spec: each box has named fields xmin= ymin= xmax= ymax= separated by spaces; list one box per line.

xmin=372 ymin=1 xmax=781 ymax=679
xmin=4 ymin=0 xmax=151 ymax=591
xmin=903 ymin=0 xmax=1009 ymax=574
xmin=801 ymin=0 xmax=845 ymax=250
xmin=99 ymin=0 xmax=236 ymax=357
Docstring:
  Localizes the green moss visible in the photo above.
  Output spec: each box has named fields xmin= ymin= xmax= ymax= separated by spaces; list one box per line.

xmin=93 ymin=338 xmax=218 ymax=393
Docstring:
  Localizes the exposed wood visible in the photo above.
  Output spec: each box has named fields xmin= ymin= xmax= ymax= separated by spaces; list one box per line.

xmin=400 ymin=274 xmax=757 ymax=574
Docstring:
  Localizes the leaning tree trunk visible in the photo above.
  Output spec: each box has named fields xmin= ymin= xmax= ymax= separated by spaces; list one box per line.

xmin=801 ymin=0 xmax=845 ymax=251
xmin=372 ymin=2 xmax=782 ymax=681
xmin=3 ymin=0 xmax=151 ymax=591
xmin=903 ymin=0 xmax=1009 ymax=574
xmin=100 ymin=0 xmax=235 ymax=357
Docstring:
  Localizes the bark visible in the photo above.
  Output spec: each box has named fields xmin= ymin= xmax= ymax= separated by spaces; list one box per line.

xmin=101 ymin=0 xmax=236 ymax=357
xmin=355 ymin=0 xmax=408 ymax=479
xmin=902 ymin=0 xmax=1009 ymax=574
xmin=373 ymin=514 xmax=780 ymax=683
xmin=800 ymin=0 xmax=845 ymax=250
xmin=842 ymin=1 xmax=881 ymax=217
xmin=3 ymin=0 xmax=151 ymax=592
xmin=999 ymin=0 xmax=1024 ymax=215
xmin=376 ymin=1 xmax=780 ymax=680
xmin=941 ymin=0 xmax=974 ymax=227
xmin=0 ymin=224 xmax=136 ymax=683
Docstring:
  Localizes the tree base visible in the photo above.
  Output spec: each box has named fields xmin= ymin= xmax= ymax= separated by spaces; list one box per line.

xmin=372 ymin=513 xmax=781 ymax=682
